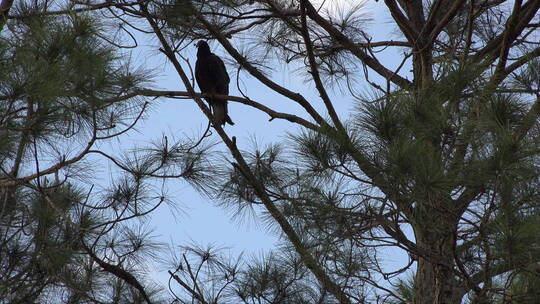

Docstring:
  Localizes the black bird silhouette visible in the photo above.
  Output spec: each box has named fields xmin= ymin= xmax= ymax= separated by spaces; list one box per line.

xmin=195 ymin=40 xmax=234 ymax=126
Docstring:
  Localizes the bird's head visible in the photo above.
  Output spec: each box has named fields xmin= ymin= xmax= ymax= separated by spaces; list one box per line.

xmin=196 ymin=40 xmax=211 ymax=56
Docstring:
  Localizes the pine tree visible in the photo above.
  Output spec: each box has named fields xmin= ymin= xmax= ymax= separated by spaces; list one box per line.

xmin=0 ymin=2 xmax=213 ymax=302
xmin=2 ymin=0 xmax=540 ymax=303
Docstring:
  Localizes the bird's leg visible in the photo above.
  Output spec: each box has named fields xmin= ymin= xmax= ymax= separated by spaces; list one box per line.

xmin=206 ymin=100 xmax=218 ymax=125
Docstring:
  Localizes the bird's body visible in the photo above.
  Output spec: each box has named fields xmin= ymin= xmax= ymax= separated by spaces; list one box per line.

xmin=195 ymin=41 xmax=234 ymax=126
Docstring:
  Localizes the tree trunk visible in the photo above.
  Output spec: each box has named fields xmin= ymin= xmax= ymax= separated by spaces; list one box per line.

xmin=413 ymin=223 xmax=463 ymax=304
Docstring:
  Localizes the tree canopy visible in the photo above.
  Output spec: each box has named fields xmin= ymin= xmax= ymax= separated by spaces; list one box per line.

xmin=1 ymin=0 xmax=540 ymax=303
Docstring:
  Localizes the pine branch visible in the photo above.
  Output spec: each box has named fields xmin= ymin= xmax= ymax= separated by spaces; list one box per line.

xmin=305 ymin=0 xmax=413 ymax=89
xmin=81 ymin=241 xmax=153 ymax=304
xmin=474 ymin=0 xmax=540 ymax=63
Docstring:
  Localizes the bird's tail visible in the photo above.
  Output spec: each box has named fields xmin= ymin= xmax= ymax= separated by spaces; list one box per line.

xmin=211 ymin=101 xmax=234 ymax=126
